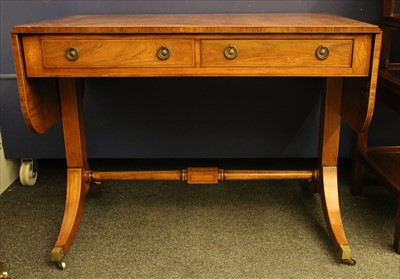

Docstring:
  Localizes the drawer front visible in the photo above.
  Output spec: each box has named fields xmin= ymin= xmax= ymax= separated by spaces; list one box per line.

xmin=41 ymin=39 xmax=195 ymax=68
xmin=201 ymin=40 xmax=353 ymax=67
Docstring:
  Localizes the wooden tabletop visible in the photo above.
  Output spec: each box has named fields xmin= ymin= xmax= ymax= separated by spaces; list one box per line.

xmin=11 ymin=13 xmax=380 ymax=34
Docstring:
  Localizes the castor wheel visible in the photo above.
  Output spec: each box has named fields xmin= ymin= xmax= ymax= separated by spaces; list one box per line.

xmin=19 ymin=159 xmax=38 ymax=186
xmin=57 ymin=260 xmax=66 ymax=270
xmin=342 ymin=258 xmax=356 ymax=265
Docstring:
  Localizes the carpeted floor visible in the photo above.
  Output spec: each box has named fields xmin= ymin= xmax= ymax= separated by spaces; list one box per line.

xmin=0 ymin=159 xmax=399 ymax=278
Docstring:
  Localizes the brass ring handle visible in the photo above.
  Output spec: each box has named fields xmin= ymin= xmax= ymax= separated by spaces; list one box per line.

xmin=65 ymin=47 xmax=79 ymax=61
xmin=224 ymin=45 xmax=238 ymax=60
xmin=157 ymin=45 xmax=171 ymax=60
xmin=316 ymin=45 xmax=330 ymax=60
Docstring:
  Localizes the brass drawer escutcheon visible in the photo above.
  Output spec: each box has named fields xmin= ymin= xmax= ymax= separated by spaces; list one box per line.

xmin=157 ymin=45 xmax=171 ymax=60
xmin=316 ymin=45 xmax=330 ymax=60
xmin=224 ymin=45 xmax=238 ymax=59
xmin=65 ymin=47 xmax=79 ymax=61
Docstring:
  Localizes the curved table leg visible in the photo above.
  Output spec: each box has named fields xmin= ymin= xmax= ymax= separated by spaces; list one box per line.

xmin=51 ymin=78 xmax=89 ymax=269
xmin=319 ymin=166 xmax=355 ymax=264
xmin=319 ymin=77 xmax=355 ymax=264
xmin=51 ymin=167 xmax=89 ymax=265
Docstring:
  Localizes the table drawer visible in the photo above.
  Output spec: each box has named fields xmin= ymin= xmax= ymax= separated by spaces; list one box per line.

xmin=39 ymin=38 xmax=195 ymax=68
xmin=201 ymin=40 xmax=353 ymax=67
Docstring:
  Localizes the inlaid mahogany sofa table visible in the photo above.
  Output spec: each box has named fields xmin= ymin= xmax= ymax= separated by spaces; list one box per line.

xmin=11 ymin=13 xmax=382 ymax=269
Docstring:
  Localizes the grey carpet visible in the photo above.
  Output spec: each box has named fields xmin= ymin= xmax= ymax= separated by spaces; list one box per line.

xmin=0 ymin=159 xmax=399 ymax=278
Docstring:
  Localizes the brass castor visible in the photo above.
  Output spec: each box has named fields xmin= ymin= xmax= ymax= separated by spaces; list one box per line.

xmin=51 ymin=247 xmax=66 ymax=270
xmin=57 ymin=260 xmax=66 ymax=270
xmin=339 ymin=244 xmax=356 ymax=265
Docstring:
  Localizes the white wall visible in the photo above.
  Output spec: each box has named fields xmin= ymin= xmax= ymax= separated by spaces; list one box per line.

xmin=0 ymin=129 xmax=19 ymax=194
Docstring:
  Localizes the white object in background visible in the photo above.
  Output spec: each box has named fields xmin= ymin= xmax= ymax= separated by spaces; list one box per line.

xmin=19 ymin=159 xmax=38 ymax=186
xmin=0 ymin=130 xmax=19 ymax=194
